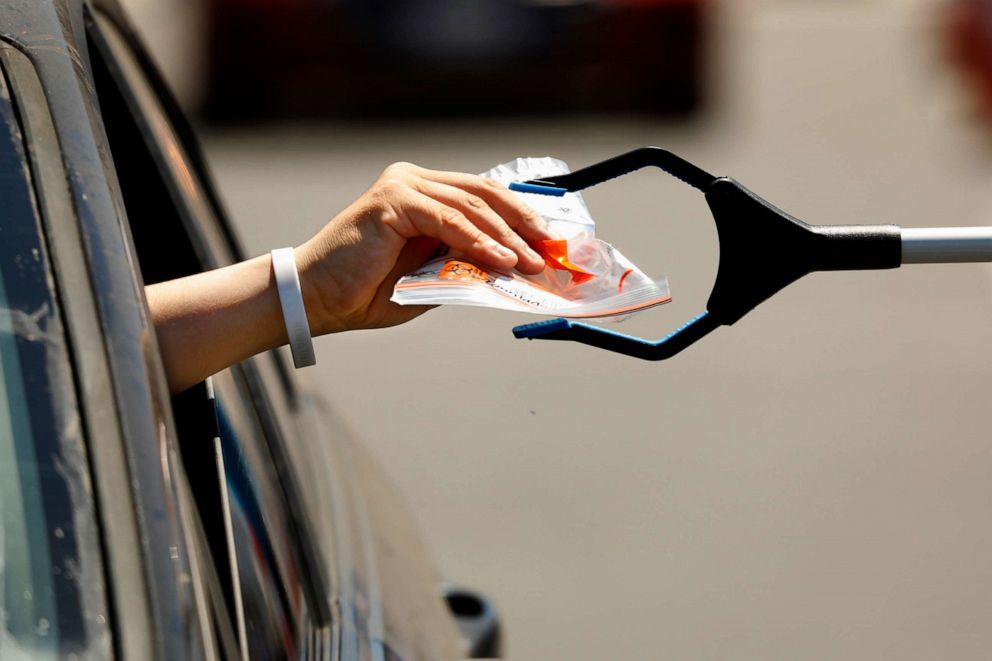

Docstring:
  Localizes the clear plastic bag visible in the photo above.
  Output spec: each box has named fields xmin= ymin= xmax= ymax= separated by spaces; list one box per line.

xmin=391 ymin=157 xmax=671 ymax=320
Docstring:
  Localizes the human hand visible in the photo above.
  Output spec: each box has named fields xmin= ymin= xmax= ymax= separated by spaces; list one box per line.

xmin=295 ymin=162 xmax=554 ymax=334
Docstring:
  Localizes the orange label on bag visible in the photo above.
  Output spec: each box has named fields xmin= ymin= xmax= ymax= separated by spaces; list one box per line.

xmin=439 ymin=260 xmax=491 ymax=283
xmin=536 ymin=239 xmax=596 ymax=285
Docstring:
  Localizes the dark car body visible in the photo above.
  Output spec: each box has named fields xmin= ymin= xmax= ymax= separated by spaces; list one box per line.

xmin=0 ymin=1 xmax=495 ymax=658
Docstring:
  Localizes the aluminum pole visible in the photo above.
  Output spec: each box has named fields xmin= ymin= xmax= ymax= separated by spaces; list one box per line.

xmin=901 ymin=227 xmax=992 ymax=263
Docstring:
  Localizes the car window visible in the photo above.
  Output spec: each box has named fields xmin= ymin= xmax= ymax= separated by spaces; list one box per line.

xmin=212 ymin=367 xmax=310 ymax=659
xmin=0 ymin=64 xmax=109 ymax=658
xmin=87 ymin=10 xmax=230 ymax=284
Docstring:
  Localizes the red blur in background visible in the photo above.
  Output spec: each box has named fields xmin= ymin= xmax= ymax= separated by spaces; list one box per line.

xmin=947 ymin=0 xmax=992 ymax=120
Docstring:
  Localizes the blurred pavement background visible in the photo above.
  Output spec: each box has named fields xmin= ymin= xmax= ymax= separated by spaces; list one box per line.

xmin=124 ymin=1 xmax=992 ymax=658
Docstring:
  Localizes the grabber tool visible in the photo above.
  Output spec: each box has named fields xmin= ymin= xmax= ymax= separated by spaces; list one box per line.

xmin=508 ymin=146 xmax=992 ymax=360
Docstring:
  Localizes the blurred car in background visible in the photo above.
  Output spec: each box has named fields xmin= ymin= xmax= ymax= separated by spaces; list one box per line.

xmin=204 ymin=0 xmax=708 ymax=120
xmin=947 ymin=0 xmax=992 ymax=119
xmin=0 ymin=0 xmax=499 ymax=658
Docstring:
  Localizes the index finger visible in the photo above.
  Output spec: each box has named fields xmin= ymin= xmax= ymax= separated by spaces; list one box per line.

xmin=422 ymin=170 xmax=556 ymax=243
xmin=394 ymin=190 xmax=521 ymax=271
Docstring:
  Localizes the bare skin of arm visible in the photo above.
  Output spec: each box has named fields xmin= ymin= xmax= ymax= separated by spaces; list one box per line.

xmin=148 ymin=162 xmax=553 ymax=394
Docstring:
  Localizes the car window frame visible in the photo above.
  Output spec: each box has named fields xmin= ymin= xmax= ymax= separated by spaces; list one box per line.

xmin=0 ymin=39 xmax=154 ymax=660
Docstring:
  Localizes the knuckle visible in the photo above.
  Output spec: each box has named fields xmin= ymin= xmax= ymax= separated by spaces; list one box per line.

xmin=464 ymin=194 xmax=487 ymax=210
xmin=375 ymin=177 xmax=404 ymax=198
xmin=384 ymin=161 xmax=415 ymax=176
xmin=376 ymin=202 xmax=400 ymax=228
xmin=437 ymin=206 xmax=466 ymax=229
xmin=519 ymin=205 xmax=545 ymax=227
xmin=483 ymin=177 xmax=505 ymax=190
xmin=381 ymin=162 xmax=421 ymax=184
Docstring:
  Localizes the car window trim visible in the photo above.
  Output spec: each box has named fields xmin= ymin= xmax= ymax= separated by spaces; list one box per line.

xmin=92 ymin=0 xmax=248 ymax=264
xmin=175 ymin=424 xmax=244 ymax=661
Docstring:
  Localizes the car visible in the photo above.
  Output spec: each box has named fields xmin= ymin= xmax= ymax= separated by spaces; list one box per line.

xmin=202 ymin=0 xmax=708 ymax=120
xmin=0 ymin=0 xmax=499 ymax=658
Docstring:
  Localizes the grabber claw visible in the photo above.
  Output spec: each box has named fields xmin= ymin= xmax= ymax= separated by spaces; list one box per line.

xmin=509 ymin=146 xmax=902 ymax=360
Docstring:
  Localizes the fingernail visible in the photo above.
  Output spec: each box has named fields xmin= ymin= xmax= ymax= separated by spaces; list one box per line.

xmin=493 ymin=244 xmax=515 ymax=258
xmin=526 ymin=246 xmax=543 ymax=262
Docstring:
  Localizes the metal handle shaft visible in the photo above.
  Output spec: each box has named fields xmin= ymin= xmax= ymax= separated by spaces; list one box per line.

xmin=902 ymin=227 xmax=992 ymax=263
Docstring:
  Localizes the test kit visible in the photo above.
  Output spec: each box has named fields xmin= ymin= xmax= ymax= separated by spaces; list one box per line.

xmin=392 ymin=157 xmax=671 ymax=319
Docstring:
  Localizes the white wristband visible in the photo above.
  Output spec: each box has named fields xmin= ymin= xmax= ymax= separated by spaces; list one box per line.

xmin=271 ymin=247 xmax=316 ymax=368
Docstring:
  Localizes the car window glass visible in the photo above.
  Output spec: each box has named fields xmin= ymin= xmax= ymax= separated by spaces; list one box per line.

xmin=211 ymin=367 xmax=310 ymax=659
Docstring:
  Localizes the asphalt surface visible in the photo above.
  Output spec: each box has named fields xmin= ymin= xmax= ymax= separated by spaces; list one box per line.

xmin=201 ymin=3 xmax=992 ymax=659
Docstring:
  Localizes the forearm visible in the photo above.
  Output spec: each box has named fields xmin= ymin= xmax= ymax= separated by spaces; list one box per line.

xmin=147 ymin=254 xmax=289 ymax=394
xmin=146 ymin=163 xmax=551 ymax=395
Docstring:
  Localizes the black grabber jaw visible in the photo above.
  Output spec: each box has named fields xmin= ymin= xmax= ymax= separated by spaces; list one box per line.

xmin=509 ymin=147 xmax=902 ymax=360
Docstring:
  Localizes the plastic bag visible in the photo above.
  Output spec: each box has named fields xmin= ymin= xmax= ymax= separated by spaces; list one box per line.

xmin=391 ymin=157 xmax=670 ymax=319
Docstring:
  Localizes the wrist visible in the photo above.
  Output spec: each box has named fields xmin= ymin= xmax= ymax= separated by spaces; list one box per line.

xmin=238 ymin=254 xmax=295 ymax=354
xmin=294 ymin=237 xmax=349 ymax=336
